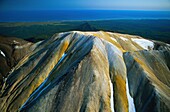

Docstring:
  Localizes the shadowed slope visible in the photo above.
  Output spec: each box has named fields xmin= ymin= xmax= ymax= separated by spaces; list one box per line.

xmin=0 ymin=36 xmax=32 ymax=89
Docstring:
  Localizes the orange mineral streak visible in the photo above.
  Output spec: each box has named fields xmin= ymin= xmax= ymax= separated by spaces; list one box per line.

xmin=6 ymin=39 xmax=70 ymax=112
xmin=58 ymin=40 xmax=69 ymax=59
xmin=133 ymin=55 xmax=170 ymax=103
xmin=113 ymin=75 xmax=128 ymax=112
xmin=91 ymin=31 xmax=125 ymax=52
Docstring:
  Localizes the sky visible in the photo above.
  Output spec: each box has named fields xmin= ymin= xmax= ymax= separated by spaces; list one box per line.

xmin=0 ymin=0 xmax=170 ymax=11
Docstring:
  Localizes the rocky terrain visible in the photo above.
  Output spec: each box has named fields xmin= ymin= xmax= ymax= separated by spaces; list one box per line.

xmin=0 ymin=36 xmax=32 ymax=89
xmin=0 ymin=31 xmax=169 ymax=112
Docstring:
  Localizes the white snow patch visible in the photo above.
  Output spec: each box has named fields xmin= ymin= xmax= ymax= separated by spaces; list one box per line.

xmin=120 ymin=36 xmax=128 ymax=41
xmin=111 ymin=37 xmax=117 ymax=42
xmin=102 ymin=39 xmax=122 ymax=56
xmin=166 ymin=44 xmax=170 ymax=47
xmin=0 ymin=50 xmax=6 ymax=57
xmin=15 ymin=46 xmax=23 ymax=49
xmin=73 ymin=31 xmax=85 ymax=35
xmin=110 ymin=81 xmax=115 ymax=112
xmin=30 ymin=41 xmax=43 ymax=51
xmin=132 ymin=38 xmax=154 ymax=50
xmin=4 ymin=78 xmax=7 ymax=82
xmin=73 ymin=31 xmax=95 ymax=36
xmin=59 ymin=32 xmax=64 ymax=35
xmin=15 ymin=43 xmax=31 ymax=49
xmin=58 ymin=53 xmax=67 ymax=65
xmin=109 ymin=42 xmax=122 ymax=56
xmin=13 ymin=40 xmax=19 ymax=44
xmin=126 ymin=78 xmax=136 ymax=112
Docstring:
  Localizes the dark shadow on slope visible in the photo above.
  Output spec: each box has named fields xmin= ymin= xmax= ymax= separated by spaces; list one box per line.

xmin=73 ymin=22 xmax=98 ymax=31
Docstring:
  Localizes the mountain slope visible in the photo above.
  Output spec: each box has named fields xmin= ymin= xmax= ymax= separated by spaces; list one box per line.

xmin=0 ymin=31 xmax=170 ymax=112
xmin=0 ymin=36 xmax=32 ymax=89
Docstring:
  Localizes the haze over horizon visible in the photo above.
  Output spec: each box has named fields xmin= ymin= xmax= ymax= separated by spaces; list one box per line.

xmin=0 ymin=0 xmax=170 ymax=11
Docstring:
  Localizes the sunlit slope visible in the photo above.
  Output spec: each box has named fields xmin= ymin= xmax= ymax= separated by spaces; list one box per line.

xmin=0 ymin=31 xmax=169 ymax=112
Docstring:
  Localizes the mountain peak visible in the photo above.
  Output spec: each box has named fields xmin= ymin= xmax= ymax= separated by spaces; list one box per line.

xmin=0 ymin=31 xmax=170 ymax=112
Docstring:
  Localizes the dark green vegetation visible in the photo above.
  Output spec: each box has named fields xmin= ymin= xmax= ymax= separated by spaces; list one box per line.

xmin=0 ymin=19 xmax=170 ymax=43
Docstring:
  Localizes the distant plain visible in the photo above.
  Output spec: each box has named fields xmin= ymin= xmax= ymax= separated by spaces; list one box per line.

xmin=0 ymin=19 xmax=170 ymax=43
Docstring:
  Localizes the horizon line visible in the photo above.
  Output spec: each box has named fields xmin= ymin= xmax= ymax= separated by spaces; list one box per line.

xmin=1 ymin=9 xmax=170 ymax=12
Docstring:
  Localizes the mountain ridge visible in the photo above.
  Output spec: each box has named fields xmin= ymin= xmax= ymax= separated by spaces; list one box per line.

xmin=0 ymin=31 xmax=170 ymax=112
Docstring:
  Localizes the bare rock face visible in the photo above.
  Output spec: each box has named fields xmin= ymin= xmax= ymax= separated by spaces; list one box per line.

xmin=124 ymin=50 xmax=170 ymax=112
xmin=0 ymin=31 xmax=169 ymax=112
xmin=0 ymin=36 xmax=32 ymax=89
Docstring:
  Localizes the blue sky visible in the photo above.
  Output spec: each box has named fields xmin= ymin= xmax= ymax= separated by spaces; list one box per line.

xmin=0 ymin=0 xmax=170 ymax=11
